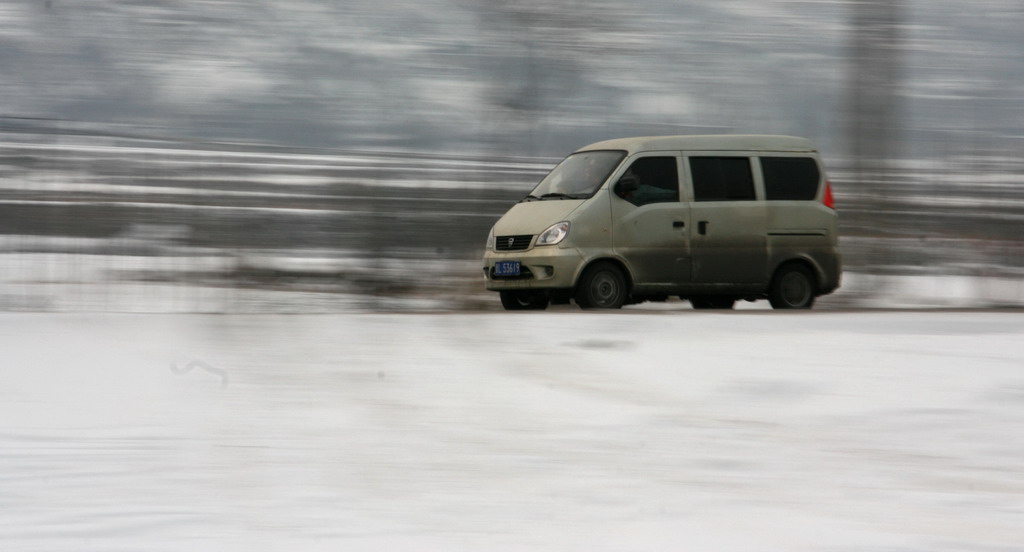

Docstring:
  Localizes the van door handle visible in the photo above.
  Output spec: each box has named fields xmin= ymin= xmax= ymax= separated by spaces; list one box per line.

xmin=698 ymin=221 xmax=709 ymax=235
xmin=673 ymin=221 xmax=685 ymax=228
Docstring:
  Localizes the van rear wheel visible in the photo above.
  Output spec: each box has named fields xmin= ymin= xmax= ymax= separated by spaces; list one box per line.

xmin=500 ymin=290 xmax=549 ymax=311
xmin=768 ymin=264 xmax=816 ymax=309
xmin=575 ymin=262 xmax=627 ymax=309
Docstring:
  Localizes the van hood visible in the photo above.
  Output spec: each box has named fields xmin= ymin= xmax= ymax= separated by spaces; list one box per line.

xmin=493 ymin=199 xmax=585 ymax=235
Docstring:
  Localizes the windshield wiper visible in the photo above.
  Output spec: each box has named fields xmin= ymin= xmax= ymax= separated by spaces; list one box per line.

xmin=519 ymin=194 xmax=540 ymax=202
xmin=540 ymin=192 xmax=586 ymax=200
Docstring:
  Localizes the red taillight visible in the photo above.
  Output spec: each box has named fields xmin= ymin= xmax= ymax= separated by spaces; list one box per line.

xmin=823 ymin=181 xmax=836 ymax=209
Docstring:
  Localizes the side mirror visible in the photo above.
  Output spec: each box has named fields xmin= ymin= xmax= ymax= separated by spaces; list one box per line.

xmin=614 ymin=176 xmax=638 ymax=197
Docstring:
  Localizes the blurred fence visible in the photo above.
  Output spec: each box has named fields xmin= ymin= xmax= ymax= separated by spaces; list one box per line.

xmin=2 ymin=132 xmax=1023 ymax=312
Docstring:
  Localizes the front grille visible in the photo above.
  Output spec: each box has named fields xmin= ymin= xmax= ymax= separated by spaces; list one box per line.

xmin=495 ymin=235 xmax=533 ymax=251
xmin=490 ymin=266 xmax=534 ymax=280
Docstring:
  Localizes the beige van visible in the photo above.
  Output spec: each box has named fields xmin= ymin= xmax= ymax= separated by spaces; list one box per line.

xmin=482 ymin=135 xmax=841 ymax=310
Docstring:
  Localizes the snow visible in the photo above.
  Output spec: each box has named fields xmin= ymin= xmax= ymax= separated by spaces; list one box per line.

xmin=835 ymin=273 xmax=1024 ymax=309
xmin=2 ymin=311 xmax=1022 ymax=551
xmin=4 ymin=247 xmax=1024 ymax=313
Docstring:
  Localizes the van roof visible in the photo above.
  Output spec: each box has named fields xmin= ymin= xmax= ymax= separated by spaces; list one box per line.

xmin=576 ymin=135 xmax=817 ymax=155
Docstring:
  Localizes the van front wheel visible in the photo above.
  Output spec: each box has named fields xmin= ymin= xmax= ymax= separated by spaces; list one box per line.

xmin=500 ymin=290 xmax=549 ymax=311
xmin=575 ymin=262 xmax=627 ymax=309
xmin=768 ymin=264 xmax=816 ymax=309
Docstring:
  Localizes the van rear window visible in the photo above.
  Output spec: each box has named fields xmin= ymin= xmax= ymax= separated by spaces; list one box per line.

xmin=761 ymin=157 xmax=821 ymax=201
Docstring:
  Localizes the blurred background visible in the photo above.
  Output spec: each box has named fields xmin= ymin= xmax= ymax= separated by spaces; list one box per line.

xmin=1 ymin=0 xmax=1022 ymax=312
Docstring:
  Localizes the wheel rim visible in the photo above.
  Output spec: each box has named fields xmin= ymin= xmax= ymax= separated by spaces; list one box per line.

xmin=780 ymin=272 xmax=811 ymax=307
xmin=590 ymin=272 xmax=620 ymax=307
xmin=516 ymin=292 xmax=541 ymax=307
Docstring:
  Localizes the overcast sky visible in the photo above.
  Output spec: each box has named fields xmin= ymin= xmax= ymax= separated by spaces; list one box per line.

xmin=1 ymin=0 xmax=1021 ymax=158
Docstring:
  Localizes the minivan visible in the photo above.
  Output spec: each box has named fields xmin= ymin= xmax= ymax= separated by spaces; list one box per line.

xmin=482 ymin=135 xmax=841 ymax=310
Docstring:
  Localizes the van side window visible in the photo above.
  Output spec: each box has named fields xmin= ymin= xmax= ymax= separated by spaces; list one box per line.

xmin=614 ymin=157 xmax=679 ymax=207
xmin=690 ymin=157 xmax=755 ymax=201
xmin=761 ymin=157 xmax=821 ymax=200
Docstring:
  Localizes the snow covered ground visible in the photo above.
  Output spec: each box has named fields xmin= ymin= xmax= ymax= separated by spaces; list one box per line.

xmin=2 ymin=311 xmax=1022 ymax=551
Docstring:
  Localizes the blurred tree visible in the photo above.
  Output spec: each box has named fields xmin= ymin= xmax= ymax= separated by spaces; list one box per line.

xmin=467 ymin=0 xmax=630 ymax=155
xmin=847 ymin=0 xmax=905 ymax=169
xmin=845 ymin=0 xmax=906 ymax=269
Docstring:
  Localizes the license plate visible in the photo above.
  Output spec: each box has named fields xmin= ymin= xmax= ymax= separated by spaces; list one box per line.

xmin=494 ymin=260 xmax=521 ymax=276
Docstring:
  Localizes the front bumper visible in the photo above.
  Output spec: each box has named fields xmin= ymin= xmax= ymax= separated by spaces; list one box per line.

xmin=482 ymin=246 xmax=584 ymax=291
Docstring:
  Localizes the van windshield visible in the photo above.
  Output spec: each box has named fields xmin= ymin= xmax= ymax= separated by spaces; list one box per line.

xmin=526 ymin=150 xmax=626 ymax=200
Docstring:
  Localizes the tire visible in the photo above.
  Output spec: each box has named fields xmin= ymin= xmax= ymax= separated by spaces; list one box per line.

xmin=768 ymin=264 xmax=816 ymax=309
xmin=500 ymin=290 xmax=549 ymax=311
xmin=575 ymin=262 xmax=627 ymax=309
xmin=690 ymin=296 xmax=736 ymax=309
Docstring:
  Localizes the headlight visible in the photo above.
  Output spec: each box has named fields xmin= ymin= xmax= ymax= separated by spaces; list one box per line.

xmin=485 ymin=226 xmax=495 ymax=250
xmin=537 ymin=221 xmax=570 ymax=246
